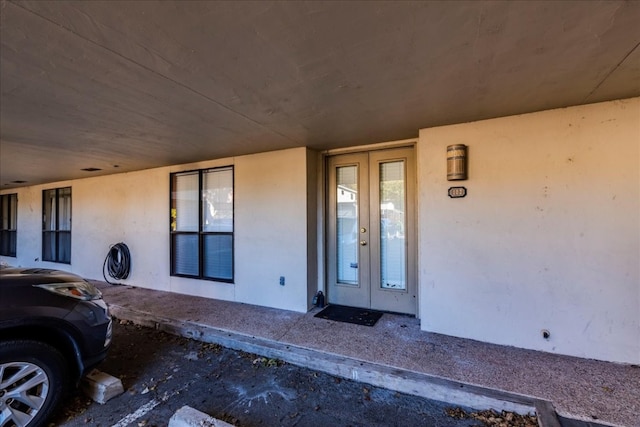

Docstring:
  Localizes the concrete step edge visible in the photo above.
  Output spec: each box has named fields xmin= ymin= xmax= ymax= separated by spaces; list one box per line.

xmin=109 ymin=304 xmax=560 ymax=427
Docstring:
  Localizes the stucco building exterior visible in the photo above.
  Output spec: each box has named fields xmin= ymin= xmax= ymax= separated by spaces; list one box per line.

xmin=1 ymin=2 xmax=639 ymax=366
xmin=2 ymin=97 xmax=638 ymax=364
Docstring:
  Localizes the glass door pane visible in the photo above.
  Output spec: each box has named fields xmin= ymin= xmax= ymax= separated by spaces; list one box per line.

xmin=379 ymin=161 xmax=406 ymax=290
xmin=336 ymin=166 xmax=359 ymax=285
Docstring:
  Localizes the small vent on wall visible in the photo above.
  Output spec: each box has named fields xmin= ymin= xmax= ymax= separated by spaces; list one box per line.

xmin=81 ymin=167 xmax=102 ymax=172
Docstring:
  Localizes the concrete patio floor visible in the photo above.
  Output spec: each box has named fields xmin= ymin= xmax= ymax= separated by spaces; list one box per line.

xmin=95 ymin=282 xmax=639 ymax=427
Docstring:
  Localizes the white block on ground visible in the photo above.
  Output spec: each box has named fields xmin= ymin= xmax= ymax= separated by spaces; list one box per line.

xmin=80 ymin=369 xmax=124 ymax=404
xmin=169 ymin=406 xmax=235 ymax=427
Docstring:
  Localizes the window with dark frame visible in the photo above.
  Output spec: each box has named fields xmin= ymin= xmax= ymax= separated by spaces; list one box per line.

xmin=0 ymin=193 xmax=17 ymax=257
xmin=42 ymin=187 xmax=71 ymax=264
xmin=170 ymin=167 xmax=234 ymax=282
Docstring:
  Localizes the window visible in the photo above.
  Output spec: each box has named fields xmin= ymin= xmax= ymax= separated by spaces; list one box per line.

xmin=42 ymin=187 xmax=71 ymax=263
xmin=170 ymin=167 xmax=234 ymax=282
xmin=0 ymin=193 xmax=17 ymax=257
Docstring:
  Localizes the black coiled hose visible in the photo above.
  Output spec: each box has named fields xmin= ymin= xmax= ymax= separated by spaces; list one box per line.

xmin=103 ymin=242 xmax=131 ymax=285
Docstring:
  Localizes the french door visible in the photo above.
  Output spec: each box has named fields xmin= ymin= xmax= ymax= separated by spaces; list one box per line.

xmin=327 ymin=148 xmax=416 ymax=315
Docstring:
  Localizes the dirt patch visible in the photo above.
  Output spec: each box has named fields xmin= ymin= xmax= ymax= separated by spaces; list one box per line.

xmin=446 ymin=407 xmax=538 ymax=427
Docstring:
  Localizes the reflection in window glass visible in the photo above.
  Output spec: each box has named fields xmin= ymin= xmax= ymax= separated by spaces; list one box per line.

xmin=203 ymin=169 xmax=233 ymax=233
xmin=0 ymin=193 xmax=17 ymax=257
xmin=59 ymin=187 xmax=72 ymax=231
xmin=172 ymin=172 xmax=199 ymax=232
xmin=380 ymin=161 xmax=406 ymax=290
xmin=336 ymin=166 xmax=358 ymax=285
xmin=42 ymin=187 xmax=71 ymax=264
xmin=170 ymin=167 xmax=234 ymax=282
xmin=172 ymin=234 xmax=199 ymax=276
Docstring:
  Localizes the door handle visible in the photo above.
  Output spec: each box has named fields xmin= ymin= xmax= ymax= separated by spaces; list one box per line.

xmin=360 ymin=240 xmax=367 ymax=246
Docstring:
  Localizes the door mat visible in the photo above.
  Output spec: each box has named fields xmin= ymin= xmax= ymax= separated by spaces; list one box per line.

xmin=314 ymin=305 xmax=383 ymax=327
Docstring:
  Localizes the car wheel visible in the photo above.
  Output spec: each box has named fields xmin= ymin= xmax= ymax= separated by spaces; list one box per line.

xmin=0 ymin=340 xmax=69 ymax=427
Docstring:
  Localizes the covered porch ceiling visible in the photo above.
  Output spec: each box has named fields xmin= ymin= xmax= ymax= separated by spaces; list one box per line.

xmin=1 ymin=1 xmax=639 ymax=189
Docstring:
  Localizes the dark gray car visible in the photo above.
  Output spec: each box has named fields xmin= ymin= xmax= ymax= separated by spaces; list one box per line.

xmin=0 ymin=267 xmax=112 ymax=427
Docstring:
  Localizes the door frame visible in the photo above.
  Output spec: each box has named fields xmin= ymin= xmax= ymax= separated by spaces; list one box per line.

xmin=326 ymin=152 xmax=371 ymax=309
xmin=323 ymin=144 xmax=418 ymax=316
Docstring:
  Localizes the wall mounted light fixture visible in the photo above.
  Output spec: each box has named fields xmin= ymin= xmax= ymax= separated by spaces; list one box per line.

xmin=447 ymin=144 xmax=467 ymax=181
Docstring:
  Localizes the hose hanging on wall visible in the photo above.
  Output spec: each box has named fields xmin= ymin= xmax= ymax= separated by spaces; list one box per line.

xmin=103 ymin=242 xmax=131 ymax=285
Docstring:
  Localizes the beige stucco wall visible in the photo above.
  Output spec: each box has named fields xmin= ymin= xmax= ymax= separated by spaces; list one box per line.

xmin=3 ymin=98 xmax=638 ymax=363
xmin=417 ymin=97 xmax=640 ymax=363
xmin=233 ymin=148 xmax=312 ymax=311
xmin=2 ymin=147 xmax=315 ymax=313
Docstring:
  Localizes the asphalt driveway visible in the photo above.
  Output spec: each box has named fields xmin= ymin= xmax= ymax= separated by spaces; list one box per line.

xmin=49 ymin=320 xmax=491 ymax=427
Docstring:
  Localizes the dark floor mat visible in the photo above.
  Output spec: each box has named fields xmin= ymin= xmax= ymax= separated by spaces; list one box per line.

xmin=314 ymin=305 xmax=383 ymax=327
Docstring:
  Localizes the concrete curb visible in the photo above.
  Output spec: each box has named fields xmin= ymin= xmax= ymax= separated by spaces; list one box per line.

xmin=110 ymin=304 xmax=561 ymax=427
xmin=169 ymin=405 xmax=234 ymax=427
xmin=80 ymin=369 xmax=124 ymax=404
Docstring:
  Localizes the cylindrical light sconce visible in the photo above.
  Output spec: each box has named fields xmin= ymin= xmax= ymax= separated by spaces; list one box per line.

xmin=447 ymin=144 xmax=467 ymax=181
